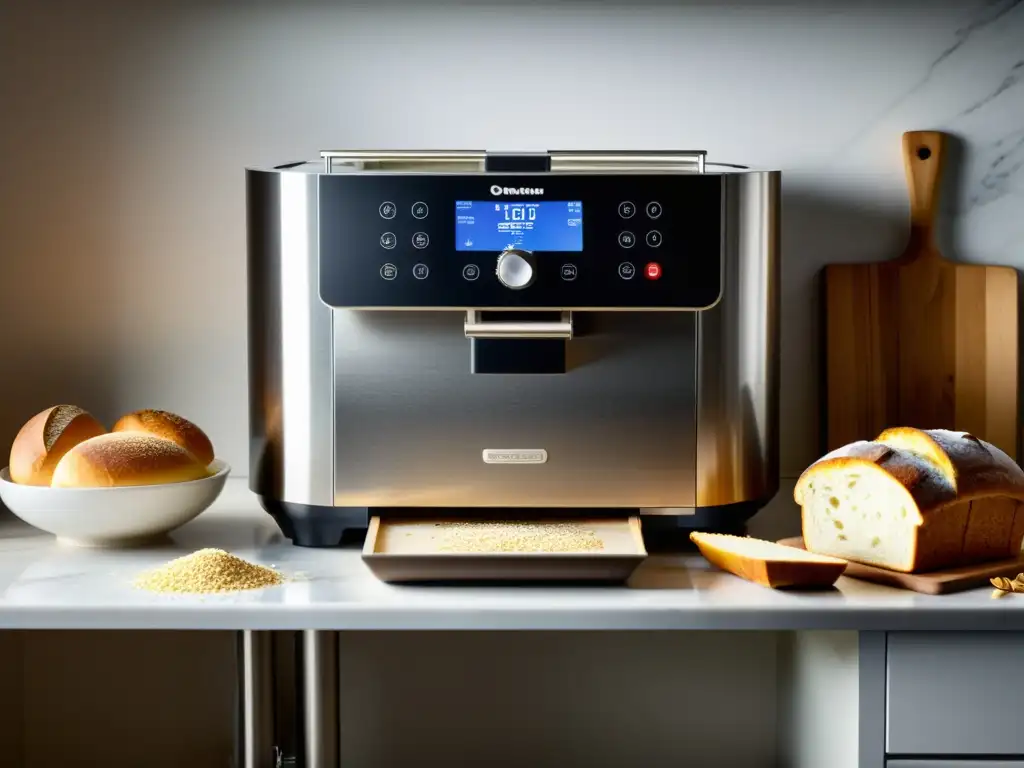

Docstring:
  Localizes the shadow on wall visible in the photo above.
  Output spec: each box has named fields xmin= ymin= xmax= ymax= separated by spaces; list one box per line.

xmin=775 ymin=184 xmax=906 ymax=477
xmin=750 ymin=184 xmax=907 ymax=541
xmin=0 ymin=2 xmax=136 ymax=475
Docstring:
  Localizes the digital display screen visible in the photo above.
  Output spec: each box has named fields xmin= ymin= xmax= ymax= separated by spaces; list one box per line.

xmin=455 ymin=201 xmax=583 ymax=252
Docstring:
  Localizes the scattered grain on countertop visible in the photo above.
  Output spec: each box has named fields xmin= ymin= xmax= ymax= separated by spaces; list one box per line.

xmin=134 ymin=548 xmax=282 ymax=594
xmin=434 ymin=521 xmax=605 ymax=553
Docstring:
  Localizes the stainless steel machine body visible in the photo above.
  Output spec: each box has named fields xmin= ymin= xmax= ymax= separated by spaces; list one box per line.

xmin=247 ymin=150 xmax=780 ymax=545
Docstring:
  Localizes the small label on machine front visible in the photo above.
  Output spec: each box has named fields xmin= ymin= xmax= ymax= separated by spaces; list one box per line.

xmin=482 ymin=449 xmax=548 ymax=465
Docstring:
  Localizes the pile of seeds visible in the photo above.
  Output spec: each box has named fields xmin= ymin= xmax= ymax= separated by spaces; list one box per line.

xmin=134 ymin=548 xmax=282 ymax=594
xmin=434 ymin=521 xmax=604 ymax=553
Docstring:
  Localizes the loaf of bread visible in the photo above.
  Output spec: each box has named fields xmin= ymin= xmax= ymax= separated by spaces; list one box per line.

xmin=689 ymin=532 xmax=848 ymax=588
xmin=51 ymin=433 xmax=212 ymax=488
xmin=794 ymin=427 xmax=1024 ymax=573
xmin=9 ymin=405 xmax=106 ymax=486
xmin=112 ymin=409 xmax=214 ymax=466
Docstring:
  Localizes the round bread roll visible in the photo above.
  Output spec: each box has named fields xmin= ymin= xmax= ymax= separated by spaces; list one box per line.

xmin=51 ymin=433 xmax=212 ymax=488
xmin=9 ymin=405 xmax=106 ymax=486
xmin=112 ymin=409 xmax=214 ymax=466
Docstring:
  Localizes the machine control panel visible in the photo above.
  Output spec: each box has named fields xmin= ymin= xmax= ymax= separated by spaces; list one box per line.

xmin=318 ymin=174 xmax=722 ymax=309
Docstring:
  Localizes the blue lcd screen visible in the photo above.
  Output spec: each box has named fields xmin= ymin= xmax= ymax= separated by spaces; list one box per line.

xmin=455 ymin=200 xmax=583 ymax=252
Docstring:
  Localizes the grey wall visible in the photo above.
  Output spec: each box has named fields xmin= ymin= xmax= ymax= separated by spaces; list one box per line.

xmin=2 ymin=0 xmax=1021 ymax=482
xmin=1 ymin=1 xmax=1021 ymax=766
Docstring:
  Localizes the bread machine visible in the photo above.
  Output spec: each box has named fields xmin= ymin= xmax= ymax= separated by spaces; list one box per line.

xmin=246 ymin=150 xmax=780 ymax=547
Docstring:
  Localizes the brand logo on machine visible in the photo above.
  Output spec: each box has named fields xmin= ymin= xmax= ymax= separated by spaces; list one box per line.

xmin=482 ymin=449 xmax=548 ymax=464
xmin=490 ymin=184 xmax=545 ymax=196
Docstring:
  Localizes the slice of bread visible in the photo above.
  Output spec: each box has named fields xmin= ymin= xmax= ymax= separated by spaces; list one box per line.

xmin=689 ymin=532 xmax=848 ymax=589
xmin=795 ymin=427 xmax=1024 ymax=573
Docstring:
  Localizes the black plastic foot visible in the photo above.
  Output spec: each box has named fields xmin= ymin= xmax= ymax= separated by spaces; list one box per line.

xmin=640 ymin=500 xmax=765 ymax=552
xmin=259 ymin=498 xmax=368 ymax=547
xmin=258 ymin=496 xmax=773 ymax=552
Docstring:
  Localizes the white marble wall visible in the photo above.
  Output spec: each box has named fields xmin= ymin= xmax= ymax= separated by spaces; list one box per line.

xmin=0 ymin=1 xmax=1021 ymax=766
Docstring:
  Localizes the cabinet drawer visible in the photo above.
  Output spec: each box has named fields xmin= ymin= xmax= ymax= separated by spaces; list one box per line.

xmin=886 ymin=632 xmax=1024 ymax=755
xmin=888 ymin=762 xmax=1024 ymax=768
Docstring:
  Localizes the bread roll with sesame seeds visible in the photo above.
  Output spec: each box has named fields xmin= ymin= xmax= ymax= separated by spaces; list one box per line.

xmin=9 ymin=405 xmax=107 ymax=485
xmin=112 ymin=409 xmax=214 ymax=466
xmin=51 ymin=433 xmax=212 ymax=488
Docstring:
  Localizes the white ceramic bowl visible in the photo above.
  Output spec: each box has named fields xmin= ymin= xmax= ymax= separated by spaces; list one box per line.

xmin=0 ymin=459 xmax=230 ymax=547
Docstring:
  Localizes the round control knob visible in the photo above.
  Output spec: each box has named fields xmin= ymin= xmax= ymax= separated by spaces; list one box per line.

xmin=495 ymin=249 xmax=535 ymax=290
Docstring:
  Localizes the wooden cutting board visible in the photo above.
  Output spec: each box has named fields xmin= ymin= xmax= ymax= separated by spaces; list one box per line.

xmin=777 ymin=537 xmax=1024 ymax=595
xmin=823 ymin=130 xmax=1019 ymax=459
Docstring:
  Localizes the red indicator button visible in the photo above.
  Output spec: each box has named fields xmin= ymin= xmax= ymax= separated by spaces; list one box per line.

xmin=645 ymin=262 xmax=662 ymax=280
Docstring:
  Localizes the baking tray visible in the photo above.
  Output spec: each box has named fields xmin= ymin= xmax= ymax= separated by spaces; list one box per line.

xmin=362 ymin=515 xmax=647 ymax=583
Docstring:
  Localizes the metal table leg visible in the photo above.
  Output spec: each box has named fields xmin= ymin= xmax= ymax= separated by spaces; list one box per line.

xmin=237 ymin=630 xmax=275 ymax=768
xmin=235 ymin=629 xmax=340 ymax=768
xmin=302 ymin=630 xmax=340 ymax=768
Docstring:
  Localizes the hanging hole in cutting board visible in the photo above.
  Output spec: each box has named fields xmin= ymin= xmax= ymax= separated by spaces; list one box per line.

xmin=916 ymin=146 xmax=931 ymax=160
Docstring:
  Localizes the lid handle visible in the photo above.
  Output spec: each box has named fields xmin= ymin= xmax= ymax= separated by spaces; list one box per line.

xmin=464 ymin=310 xmax=573 ymax=339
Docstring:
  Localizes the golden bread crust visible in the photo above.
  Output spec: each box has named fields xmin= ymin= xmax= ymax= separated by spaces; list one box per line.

xmin=9 ymin=405 xmax=106 ymax=486
xmin=51 ymin=433 xmax=211 ymax=488
xmin=689 ymin=532 xmax=847 ymax=589
xmin=112 ymin=409 xmax=214 ymax=466
xmin=798 ymin=427 xmax=1024 ymax=572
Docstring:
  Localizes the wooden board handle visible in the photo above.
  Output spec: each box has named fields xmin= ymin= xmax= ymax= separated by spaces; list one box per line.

xmin=902 ymin=130 xmax=946 ymax=258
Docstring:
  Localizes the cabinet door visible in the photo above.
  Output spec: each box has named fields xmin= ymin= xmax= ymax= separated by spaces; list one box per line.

xmin=886 ymin=632 xmax=1024 ymax=755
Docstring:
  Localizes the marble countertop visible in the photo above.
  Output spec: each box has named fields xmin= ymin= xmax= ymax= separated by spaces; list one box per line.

xmin=1 ymin=478 xmax=1022 ymax=631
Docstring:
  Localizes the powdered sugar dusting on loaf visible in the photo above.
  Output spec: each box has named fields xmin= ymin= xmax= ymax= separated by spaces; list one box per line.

xmin=139 ymin=410 xmax=190 ymax=431
xmin=78 ymin=433 xmax=197 ymax=471
xmin=114 ymin=409 xmax=214 ymax=465
xmin=815 ymin=440 xmax=886 ymax=463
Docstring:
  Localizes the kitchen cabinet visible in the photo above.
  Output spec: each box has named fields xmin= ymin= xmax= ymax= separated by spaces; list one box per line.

xmin=886 ymin=632 xmax=1024 ymax=756
xmin=860 ymin=632 xmax=1024 ymax=768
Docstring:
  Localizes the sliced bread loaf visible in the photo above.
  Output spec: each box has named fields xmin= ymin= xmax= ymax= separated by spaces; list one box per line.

xmin=794 ymin=428 xmax=1024 ymax=573
xmin=689 ymin=532 xmax=848 ymax=589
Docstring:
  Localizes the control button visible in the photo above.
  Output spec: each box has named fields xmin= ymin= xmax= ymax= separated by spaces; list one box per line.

xmin=462 ymin=264 xmax=480 ymax=281
xmin=379 ymin=202 xmax=397 ymax=219
xmin=380 ymin=232 xmax=397 ymax=249
xmin=618 ymin=231 xmax=636 ymax=249
xmin=412 ymin=202 xmax=429 ymax=219
xmin=645 ymin=262 xmax=662 ymax=280
xmin=412 ymin=263 xmax=430 ymax=280
xmin=496 ymin=249 xmax=535 ymax=290
xmin=618 ymin=201 xmax=636 ymax=219
xmin=380 ymin=263 xmax=398 ymax=280
xmin=646 ymin=201 xmax=663 ymax=219
xmin=646 ymin=230 xmax=663 ymax=248
xmin=618 ymin=262 xmax=636 ymax=280
xmin=412 ymin=232 xmax=429 ymax=249
xmin=560 ymin=264 xmax=578 ymax=281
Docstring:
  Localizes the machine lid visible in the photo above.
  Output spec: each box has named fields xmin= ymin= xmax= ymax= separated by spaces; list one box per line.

xmin=319 ymin=149 xmax=711 ymax=174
